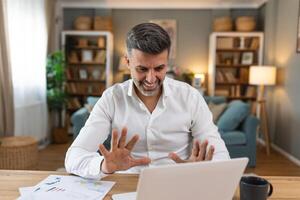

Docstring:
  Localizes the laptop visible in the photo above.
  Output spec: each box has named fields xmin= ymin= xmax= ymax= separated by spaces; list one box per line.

xmin=112 ymin=158 xmax=248 ymax=200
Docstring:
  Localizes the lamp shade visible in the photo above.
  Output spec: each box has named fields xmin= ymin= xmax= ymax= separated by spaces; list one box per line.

xmin=249 ymin=66 xmax=276 ymax=85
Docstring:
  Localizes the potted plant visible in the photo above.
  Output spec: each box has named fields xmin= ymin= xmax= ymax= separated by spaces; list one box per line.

xmin=46 ymin=51 xmax=68 ymax=143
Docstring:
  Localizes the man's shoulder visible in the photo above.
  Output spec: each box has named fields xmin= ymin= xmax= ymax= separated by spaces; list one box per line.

xmin=165 ymin=77 xmax=198 ymax=96
xmin=102 ymin=80 xmax=131 ymax=98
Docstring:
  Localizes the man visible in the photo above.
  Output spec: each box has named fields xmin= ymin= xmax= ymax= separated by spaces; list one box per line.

xmin=65 ymin=23 xmax=230 ymax=179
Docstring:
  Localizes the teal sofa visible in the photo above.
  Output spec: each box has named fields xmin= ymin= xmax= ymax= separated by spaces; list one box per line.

xmin=71 ymin=96 xmax=259 ymax=167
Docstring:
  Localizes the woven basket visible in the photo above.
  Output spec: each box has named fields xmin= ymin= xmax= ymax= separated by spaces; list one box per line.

xmin=235 ymin=16 xmax=256 ymax=32
xmin=0 ymin=136 xmax=38 ymax=170
xmin=74 ymin=16 xmax=92 ymax=30
xmin=93 ymin=16 xmax=112 ymax=31
xmin=213 ymin=16 xmax=233 ymax=32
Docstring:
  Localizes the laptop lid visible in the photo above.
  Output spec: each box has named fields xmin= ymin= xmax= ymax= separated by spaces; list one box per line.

xmin=112 ymin=158 xmax=248 ymax=200
xmin=135 ymin=158 xmax=248 ymax=200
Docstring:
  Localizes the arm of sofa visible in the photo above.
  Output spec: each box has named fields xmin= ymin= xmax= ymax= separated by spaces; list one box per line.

xmin=71 ymin=107 xmax=90 ymax=139
xmin=241 ymin=115 xmax=260 ymax=149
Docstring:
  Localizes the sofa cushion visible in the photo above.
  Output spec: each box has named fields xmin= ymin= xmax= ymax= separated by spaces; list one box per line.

xmin=87 ymin=96 xmax=100 ymax=107
xmin=204 ymin=96 xmax=227 ymax=104
xmin=217 ymin=100 xmax=250 ymax=131
xmin=208 ymin=102 xmax=228 ymax=123
xmin=221 ymin=131 xmax=247 ymax=145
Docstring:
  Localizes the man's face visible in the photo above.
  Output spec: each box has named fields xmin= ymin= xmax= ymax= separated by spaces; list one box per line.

xmin=126 ymin=49 xmax=168 ymax=97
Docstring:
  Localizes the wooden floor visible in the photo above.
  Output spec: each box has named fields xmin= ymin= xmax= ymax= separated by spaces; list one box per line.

xmin=36 ymin=137 xmax=300 ymax=176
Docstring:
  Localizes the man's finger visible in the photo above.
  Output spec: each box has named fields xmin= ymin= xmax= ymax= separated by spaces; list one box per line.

xmin=99 ymin=144 xmax=109 ymax=157
xmin=111 ymin=129 xmax=119 ymax=151
xmin=125 ymin=134 xmax=139 ymax=151
xmin=192 ymin=140 xmax=200 ymax=157
xmin=130 ymin=157 xmax=151 ymax=167
xmin=205 ymin=145 xmax=214 ymax=161
xmin=118 ymin=127 xmax=127 ymax=148
xmin=197 ymin=140 xmax=208 ymax=161
xmin=169 ymin=152 xmax=185 ymax=163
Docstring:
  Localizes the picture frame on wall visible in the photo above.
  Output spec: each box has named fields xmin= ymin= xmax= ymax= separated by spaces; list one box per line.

xmin=150 ymin=19 xmax=177 ymax=59
xmin=241 ymin=52 xmax=253 ymax=65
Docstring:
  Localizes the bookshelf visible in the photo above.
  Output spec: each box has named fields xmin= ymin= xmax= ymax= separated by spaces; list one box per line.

xmin=61 ymin=31 xmax=113 ymax=111
xmin=208 ymin=32 xmax=264 ymax=101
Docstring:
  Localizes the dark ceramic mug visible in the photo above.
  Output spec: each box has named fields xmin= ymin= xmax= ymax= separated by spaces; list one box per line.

xmin=240 ymin=176 xmax=273 ymax=200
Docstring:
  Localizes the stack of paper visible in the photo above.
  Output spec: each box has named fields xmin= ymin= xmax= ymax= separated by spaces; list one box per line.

xmin=18 ymin=175 xmax=115 ymax=200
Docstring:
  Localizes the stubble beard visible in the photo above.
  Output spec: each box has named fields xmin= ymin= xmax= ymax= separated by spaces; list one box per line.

xmin=132 ymin=78 xmax=163 ymax=97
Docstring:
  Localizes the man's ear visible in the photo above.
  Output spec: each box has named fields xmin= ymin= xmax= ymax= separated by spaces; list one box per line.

xmin=124 ymin=54 xmax=130 ymax=69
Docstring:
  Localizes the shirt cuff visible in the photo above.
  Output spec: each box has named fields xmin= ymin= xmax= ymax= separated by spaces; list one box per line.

xmin=89 ymin=155 xmax=107 ymax=179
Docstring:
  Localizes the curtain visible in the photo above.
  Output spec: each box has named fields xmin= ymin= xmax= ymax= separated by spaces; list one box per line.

xmin=6 ymin=0 xmax=48 ymax=141
xmin=0 ymin=0 xmax=14 ymax=137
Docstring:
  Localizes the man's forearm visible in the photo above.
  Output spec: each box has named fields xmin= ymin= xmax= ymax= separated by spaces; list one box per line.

xmin=65 ymin=147 xmax=107 ymax=179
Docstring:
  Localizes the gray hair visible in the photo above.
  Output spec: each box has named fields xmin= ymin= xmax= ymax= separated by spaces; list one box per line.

xmin=126 ymin=23 xmax=171 ymax=56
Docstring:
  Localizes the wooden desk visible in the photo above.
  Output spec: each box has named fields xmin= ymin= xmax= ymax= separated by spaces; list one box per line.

xmin=1 ymin=170 xmax=300 ymax=200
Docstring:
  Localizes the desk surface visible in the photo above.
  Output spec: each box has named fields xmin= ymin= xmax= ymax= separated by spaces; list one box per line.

xmin=1 ymin=170 xmax=300 ymax=200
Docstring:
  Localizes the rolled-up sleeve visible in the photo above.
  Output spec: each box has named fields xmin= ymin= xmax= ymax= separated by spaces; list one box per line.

xmin=65 ymin=89 xmax=114 ymax=179
xmin=190 ymin=92 xmax=230 ymax=161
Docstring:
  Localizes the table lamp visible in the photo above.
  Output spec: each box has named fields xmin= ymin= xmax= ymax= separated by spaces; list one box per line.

xmin=193 ymin=73 xmax=206 ymax=95
xmin=249 ymin=66 xmax=276 ymax=155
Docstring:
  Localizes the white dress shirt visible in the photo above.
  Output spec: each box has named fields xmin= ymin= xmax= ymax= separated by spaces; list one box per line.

xmin=65 ymin=77 xmax=230 ymax=179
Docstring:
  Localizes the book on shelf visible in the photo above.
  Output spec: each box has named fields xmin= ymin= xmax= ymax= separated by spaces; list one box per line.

xmin=216 ymin=70 xmax=225 ymax=82
xmin=240 ymin=68 xmax=249 ymax=83
xmin=65 ymin=68 xmax=72 ymax=80
xmin=223 ymin=70 xmax=237 ymax=82
xmin=215 ymin=89 xmax=229 ymax=96
xmin=66 ymin=83 xmax=75 ymax=93
xmin=250 ymin=38 xmax=259 ymax=49
xmin=94 ymin=50 xmax=106 ymax=64
xmin=230 ymin=86 xmax=236 ymax=96
xmin=235 ymin=85 xmax=241 ymax=97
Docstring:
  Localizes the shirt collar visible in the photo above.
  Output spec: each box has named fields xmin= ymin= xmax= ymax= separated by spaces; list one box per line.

xmin=127 ymin=77 xmax=170 ymax=98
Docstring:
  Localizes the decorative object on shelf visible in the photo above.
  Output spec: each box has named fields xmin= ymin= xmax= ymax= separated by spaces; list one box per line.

xmin=249 ymin=65 xmax=277 ymax=155
xmin=81 ymin=50 xmax=93 ymax=63
xmin=46 ymin=51 xmax=68 ymax=143
xmin=68 ymin=51 xmax=79 ymax=63
xmin=213 ymin=16 xmax=233 ymax=32
xmin=92 ymin=69 xmax=101 ymax=80
xmin=216 ymin=37 xmax=234 ymax=49
xmin=241 ymin=52 xmax=254 ymax=65
xmin=79 ymin=69 xmax=88 ymax=79
xmin=74 ymin=16 xmax=92 ymax=30
xmin=150 ymin=19 xmax=177 ymax=59
xmin=94 ymin=16 xmax=113 ymax=31
xmin=235 ymin=16 xmax=256 ymax=32
xmin=78 ymin=38 xmax=88 ymax=47
xmin=98 ymin=37 xmax=106 ymax=48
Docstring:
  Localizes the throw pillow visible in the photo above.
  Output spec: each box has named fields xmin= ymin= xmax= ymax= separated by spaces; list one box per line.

xmin=217 ymin=100 xmax=250 ymax=132
xmin=208 ymin=102 xmax=228 ymax=123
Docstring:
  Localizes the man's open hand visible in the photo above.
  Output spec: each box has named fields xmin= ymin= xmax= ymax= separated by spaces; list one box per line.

xmin=168 ymin=140 xmax=214 ymax=163
xmin=99 ymin=127 xmax=151 ymax=174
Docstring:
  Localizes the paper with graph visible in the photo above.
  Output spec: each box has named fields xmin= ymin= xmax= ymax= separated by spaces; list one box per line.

xmin=18 ymin=175 xmax=115 ymax=200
